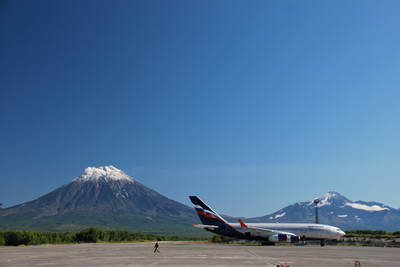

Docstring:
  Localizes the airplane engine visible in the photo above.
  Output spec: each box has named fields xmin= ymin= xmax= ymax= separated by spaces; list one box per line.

xmin=269 ymin=233 xmax=300 ymax=243
xmin=289 ymin=235 xmax=300 ymax=243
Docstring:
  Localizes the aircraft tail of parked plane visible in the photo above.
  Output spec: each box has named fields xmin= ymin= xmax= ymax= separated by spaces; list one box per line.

xmin=189 ymin=196 xmax=228 ymax=227
xmin=189 ymin=196 xmax=243 ymax=237
xmin=189 ymin=196 xmax=345 ymax=246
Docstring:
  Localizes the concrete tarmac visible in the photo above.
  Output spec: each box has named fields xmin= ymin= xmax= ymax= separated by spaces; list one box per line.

xmin=1 ymin=242 xmax=399 ymax=267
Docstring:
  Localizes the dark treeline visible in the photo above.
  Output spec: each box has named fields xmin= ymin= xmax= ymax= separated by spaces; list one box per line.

xmin=210 ymin=234 xmax=235 ymax=243
xmin=344 ymin=230 xmax=400 ymax=238
xmin=0 ymin=228 xmax=206 ymax=246
xmin=3 ymin=228 xmax=399 ymax=246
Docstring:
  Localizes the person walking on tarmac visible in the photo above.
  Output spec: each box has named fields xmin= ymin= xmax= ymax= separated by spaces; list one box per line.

xmin=153 ymin=241 xmax=160 ymax=253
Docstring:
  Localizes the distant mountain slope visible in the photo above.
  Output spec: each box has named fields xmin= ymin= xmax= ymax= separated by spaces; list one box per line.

xmin=2 ymin=169 xmax=398 ymax=232
xmin=0 ymin=166 xmax=201 ymax=235
xmin=247 ymin=191 xmax=400 ymax=231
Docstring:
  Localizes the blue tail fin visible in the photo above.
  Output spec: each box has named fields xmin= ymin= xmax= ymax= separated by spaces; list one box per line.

xmin=189 ymin=196 xmax=229 ymax=227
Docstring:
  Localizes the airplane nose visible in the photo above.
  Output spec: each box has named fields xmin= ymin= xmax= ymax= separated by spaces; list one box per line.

xmin=338 ymin=230 xmax=345 ymax=237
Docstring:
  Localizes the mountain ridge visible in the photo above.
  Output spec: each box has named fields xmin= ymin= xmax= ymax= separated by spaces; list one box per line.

xmin=1 ymin=168 xmax=398 ymax=232
xmin=0 ymin=166 xmax=200 ymax=235
xmin=246 ymin=191 xmax=400 ymax=231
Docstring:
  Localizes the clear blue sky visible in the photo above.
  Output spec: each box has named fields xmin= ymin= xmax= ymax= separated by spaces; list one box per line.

xmin=1 ymin=0 xmax=400 ymax=217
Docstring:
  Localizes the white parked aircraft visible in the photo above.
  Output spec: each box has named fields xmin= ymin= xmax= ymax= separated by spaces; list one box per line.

xmin=189 ymin=196 xmax=345 ymax=246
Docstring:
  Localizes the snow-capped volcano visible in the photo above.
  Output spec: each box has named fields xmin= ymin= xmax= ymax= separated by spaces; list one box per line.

xmin=307 ymin=191 xmax=350 ymax=208
xmin=248 ymin=191 xmax=400 ymax=231
xmin=309 ymin=191 xmax=391 ymax=212
xmin=73 ymin=166 xmax=134 ymax=183
xmin=0 ymin=166 xmax=197 ymax=233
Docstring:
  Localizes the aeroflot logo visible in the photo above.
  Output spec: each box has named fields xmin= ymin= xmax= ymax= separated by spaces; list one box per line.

xmin=196 ymin=210 xmax=219 ymax=220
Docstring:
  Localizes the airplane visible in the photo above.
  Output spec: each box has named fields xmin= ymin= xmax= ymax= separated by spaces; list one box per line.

xmin=189 ymin=196 xmax=346 ymax=246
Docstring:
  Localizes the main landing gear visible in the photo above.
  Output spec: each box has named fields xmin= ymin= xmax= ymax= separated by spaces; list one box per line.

xmin=298 ymin=235 xmax=307 ymax=246
xmin=320 ymin=240 xmax=325 ymax=247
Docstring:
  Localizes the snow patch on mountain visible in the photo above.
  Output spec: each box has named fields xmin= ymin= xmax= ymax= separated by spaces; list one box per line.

xmin=337 ymin=214 xmax=348 ymax=218
xmin=345 ymin=202 xmax=388 ymax=212
xmin=309 ymin=192 xmax=338 ymax=207
xmin=270 ymin=212 xmax=286 ymax=219
xmin=319 ymin=192 xmax=336 ymax=206
xmin=73 ymin=166 xmax=134 ymax=183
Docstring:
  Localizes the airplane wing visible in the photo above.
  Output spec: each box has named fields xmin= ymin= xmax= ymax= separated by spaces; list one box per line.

xmin=192 ymin=224 xmax=219 ymax=230
xmin=238 ymin=219 xmax=295 ymax=237
xmin=242 ymin=226 xmax=296 ymax=237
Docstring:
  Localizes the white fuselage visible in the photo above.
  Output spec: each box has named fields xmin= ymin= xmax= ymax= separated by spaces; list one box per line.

xmin=230 ymin=223 xmax=345 ymax=240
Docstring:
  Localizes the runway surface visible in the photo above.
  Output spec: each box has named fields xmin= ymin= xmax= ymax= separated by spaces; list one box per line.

xmin=1 ymin=242 xmax=399 ymax=266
